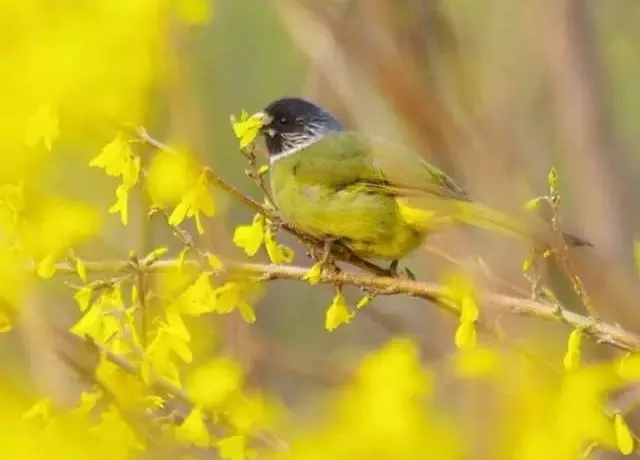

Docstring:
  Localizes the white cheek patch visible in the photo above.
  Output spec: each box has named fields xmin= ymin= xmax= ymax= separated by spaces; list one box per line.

xmin=269 ymin=136 xmax=321 ymax=164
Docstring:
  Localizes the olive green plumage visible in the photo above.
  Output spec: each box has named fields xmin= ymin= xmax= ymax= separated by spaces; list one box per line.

xmin=253 ymin=97 xmax=590 ymax=262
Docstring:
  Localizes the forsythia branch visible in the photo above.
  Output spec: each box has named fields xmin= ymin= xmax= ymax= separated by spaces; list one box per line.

xmin=49 ymin=258 xmax=640 ymax=353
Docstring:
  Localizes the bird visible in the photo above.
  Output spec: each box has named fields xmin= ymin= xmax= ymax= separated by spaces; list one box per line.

xmin=249 ymin=97 xmax=591 ymax=266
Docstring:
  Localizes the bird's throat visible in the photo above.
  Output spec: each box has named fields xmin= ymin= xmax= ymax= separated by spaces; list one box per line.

xmin=269 ymin=137 xmax=321 ymax=164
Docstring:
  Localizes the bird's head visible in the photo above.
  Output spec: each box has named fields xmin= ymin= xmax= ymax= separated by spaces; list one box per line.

xmin=251 ymin=97 xmax=343 ymax=160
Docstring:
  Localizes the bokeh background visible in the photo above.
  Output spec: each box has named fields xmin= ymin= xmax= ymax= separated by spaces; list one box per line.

xmin=3 ymin=0 xmax=640 ymax=458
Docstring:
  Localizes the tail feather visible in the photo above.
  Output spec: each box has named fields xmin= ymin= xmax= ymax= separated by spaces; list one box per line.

xmin=454 ymin=201 xmax=592 ymax=248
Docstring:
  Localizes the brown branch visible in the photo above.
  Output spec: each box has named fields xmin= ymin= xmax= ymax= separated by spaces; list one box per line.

xmin=49 ymin=258 xmax=640 ymax=353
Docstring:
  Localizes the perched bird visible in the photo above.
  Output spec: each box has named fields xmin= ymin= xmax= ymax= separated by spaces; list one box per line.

xmin=250 ymin=97 xmax=590 ymax=264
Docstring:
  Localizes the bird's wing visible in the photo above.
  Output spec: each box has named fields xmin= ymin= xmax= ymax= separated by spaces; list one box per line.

xmin=342 ymin=132 xmax=469 ymax=201
xmin=289 ymin=131 xmax=469 ymax=203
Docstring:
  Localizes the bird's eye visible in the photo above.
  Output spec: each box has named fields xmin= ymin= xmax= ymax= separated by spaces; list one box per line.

xmin=279 ymin=117 xmax=289 ymax=125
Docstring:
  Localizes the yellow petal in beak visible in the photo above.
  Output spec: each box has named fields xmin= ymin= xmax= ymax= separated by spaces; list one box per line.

xmin=231 ymin=110 xmax=272 ymax=149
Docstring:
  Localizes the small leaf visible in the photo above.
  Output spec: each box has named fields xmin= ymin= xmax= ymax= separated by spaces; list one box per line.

xmin=356 ymin=295 xmax=373 ymax=309
xmin=524 ymin=197 xmax=544 ymax=212
xmin=302 ymin=262 xmax=323 ymax=285
xmin=325 ymin=290 xmax=352 ymax=331
xmin=548 ymin=167 xmax=559 ymax=195
xmin=147 ymin=247 xmax=169 ymax=262
xmin=614 ymin=413 xmax=634 ymax=455
xmin=257 ymin=164 xmax=269 ymax=176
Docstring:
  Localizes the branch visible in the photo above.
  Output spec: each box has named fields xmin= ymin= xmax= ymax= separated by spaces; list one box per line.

xmin=50 ymin=258 xmax=640 ymax=353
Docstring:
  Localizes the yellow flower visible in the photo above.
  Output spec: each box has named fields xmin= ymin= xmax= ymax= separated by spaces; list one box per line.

xmin=231 ymin=111 xmax=264 ymax=149
xmin=325 ymin=289 xmax=352 ymax=331
xmin=168 ymin=171 xmax=215 ymax=234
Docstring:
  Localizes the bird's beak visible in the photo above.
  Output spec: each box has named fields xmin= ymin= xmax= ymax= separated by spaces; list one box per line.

xmin=250 ymin=111 xmax=276 ymax=137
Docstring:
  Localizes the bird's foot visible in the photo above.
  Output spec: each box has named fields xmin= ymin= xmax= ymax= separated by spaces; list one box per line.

xmin=387 ymin=260 xmax=416 ymax=280
xmin=388 ymin=260 xmax=399 ymax=277
xmin=310 ymin=237 xmax=341 ymax=275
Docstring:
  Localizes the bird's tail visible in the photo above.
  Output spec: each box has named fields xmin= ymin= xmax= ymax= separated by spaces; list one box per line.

xmin=453 ymin=201 xmax=592 ymax=248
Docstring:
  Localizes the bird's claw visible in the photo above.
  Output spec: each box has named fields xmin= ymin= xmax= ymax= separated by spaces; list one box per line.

xmin=387 ymin=260 xmax=416 ymax=280
xmin=319 ymin=237 xmax=340 ymax=275
xmin=307 ymin=237 xmax=341 ymax=275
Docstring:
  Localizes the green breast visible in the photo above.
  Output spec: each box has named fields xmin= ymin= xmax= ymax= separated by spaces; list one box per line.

xmin=269 ymin=153 xmax=425 ymax=260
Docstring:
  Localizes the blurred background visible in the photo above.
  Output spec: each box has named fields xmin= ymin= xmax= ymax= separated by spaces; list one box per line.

xmin=3 ymin=0 xmax=640 ymax=458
